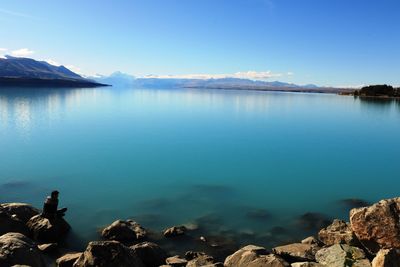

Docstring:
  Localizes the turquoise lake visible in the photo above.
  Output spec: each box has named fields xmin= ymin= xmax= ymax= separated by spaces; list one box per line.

xmin=0 ymin=87 xmax=399 ymax=251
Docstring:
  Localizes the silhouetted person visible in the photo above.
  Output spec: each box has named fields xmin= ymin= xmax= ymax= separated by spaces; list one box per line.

xmin=42 ymin=190 xmax=67 ymax=220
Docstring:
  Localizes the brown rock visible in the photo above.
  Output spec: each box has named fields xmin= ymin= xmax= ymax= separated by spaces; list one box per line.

xmin=0 ymin=232 xmax=45 ymax=267
xmin=372 ymin=249 xmax=400 ymax=267
xmin=56 ymin=252 xmax=82 ymax=267
xmin=38 ymin=242 xmax=58 ymax=253
xmin=318 ymin=219 xmax=358 ymax=246
xmin=165 ymin=255 xmax=188 ymax=266
xmin=131 ymin=241 xmax=167 ymax=267
xmin=101 ymin=219 xmax=146 ymax=242
xmin=350 ymin=197 xmax=400 ymax=254
xmin=73 ymin=241 xmax=145 ymax=267
xmin=0 ymin=203 xmax=39 ymax=223
xmin=291 ymin=263 xmax=323 ymax=267
xmin=185 ymin=251 xmax=216 ymax=267
xmin=273 ymin=243 xmax=318 ymax=261
xmin=301 ymin=236 xmax=321 ymax=246
xmin=27 ymin=214 xmax=70 ymax=243
xmin=163 ymin=226 xmax=187 ymax=237
xmin=0 ymin=211 xmax=29 ymax=236
xmin=224 ymin=245 xmax=289 ymax=267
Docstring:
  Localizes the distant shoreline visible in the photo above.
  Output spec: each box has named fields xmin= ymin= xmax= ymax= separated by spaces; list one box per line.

xmin=0 ymin=77 xmax=109 ymax=88
xmin=183 ymin=85 xmax=355 ymax=95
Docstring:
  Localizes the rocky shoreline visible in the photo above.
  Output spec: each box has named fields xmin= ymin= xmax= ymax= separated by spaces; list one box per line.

xmin=1 ymin=198 xmax=400 ymax=266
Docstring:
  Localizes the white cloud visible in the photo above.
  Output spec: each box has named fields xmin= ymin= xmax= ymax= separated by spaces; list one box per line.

xmin=143 ymin=70 xmax=287 ymax=81
xmin=0 ymin=48 xmax=7 ymax=52
xmin=0 ymin=48 xmax=7 ymax=59
xmin=11 ymin=48 xmax=34 ymax=57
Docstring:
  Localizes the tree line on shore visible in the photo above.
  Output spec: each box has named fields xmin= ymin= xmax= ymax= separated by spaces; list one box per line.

xmin=354 ymin=84 xmax=400 ymax=97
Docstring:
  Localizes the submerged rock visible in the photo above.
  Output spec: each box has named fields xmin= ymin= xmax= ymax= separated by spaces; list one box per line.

xmin=27 ymin=214 xmax=70 ymax=243
xmin=246 ymin=208 xmax=270 ymax=221
xmin=224 ymin=245 xmax=289 ymax=267
xmin=163 ymin=226 xmax=187 ymax=238
xmin=296 ymin=212 xmax=331 ymax=232
xmin=0 ymin=232 xmax=45 ymax=267
xmin=340 ymin=198 xmax=370 ymax=209
xmin=315 ymin=244 xmax=371 ymax=267
xmin=101 ymin=219 xmax=147 ymax=242
xmin=350 ymin=197 xmax=400 ymax=254
xmin=371 ymin=249 xmax=400 ymax=267
xmin=0 ymin=203 xmax=40 ymax=223
xmin=273 ymin=243 xmax=318 ymax=262
xmin=131 ymin=241 xmax=167 ymax=267
xmin=56 ymin=252 xmax=82 ymax=267
xmin=318 ymin=219 xmax=358 ymax=246
xmin=73 ymin=241 xmax=145 ymax=267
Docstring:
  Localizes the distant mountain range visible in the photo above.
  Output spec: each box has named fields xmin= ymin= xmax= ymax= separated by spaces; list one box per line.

xmin=0 ymin=56 xmax=106 ymax=87
xmin=92 ymin=72 xmax=350 ymax=93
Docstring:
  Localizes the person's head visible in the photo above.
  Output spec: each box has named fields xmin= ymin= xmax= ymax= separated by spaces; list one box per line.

xmin=51 ymin=190 xmax=59 ymax=199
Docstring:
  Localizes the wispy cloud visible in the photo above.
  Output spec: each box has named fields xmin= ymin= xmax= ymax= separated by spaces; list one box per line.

xmin=11 ymin=48 xmax=35 ymax=57
xmin=143 ymin=70 xmax=287 ymax=81
xmin=0 ymin=48 xmax=7 ymax=59
xmin=0 ymin=8 xmax=38 ymax=20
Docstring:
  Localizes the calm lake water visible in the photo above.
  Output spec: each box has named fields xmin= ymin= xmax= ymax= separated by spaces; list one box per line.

xmin=0 ymin=86 xmax=399 ymax=251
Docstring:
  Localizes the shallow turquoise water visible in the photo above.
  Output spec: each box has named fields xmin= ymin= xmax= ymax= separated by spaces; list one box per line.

xmin=0 ymin=87 xmax=399 ymax=249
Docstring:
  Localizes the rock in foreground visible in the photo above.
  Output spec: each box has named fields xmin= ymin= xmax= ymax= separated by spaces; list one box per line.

xmin=0 ymin=203 xmax=40 ymax=223
xmin=318 ymin=219 xmax=358 ymax=246
xmin=101 ymin=219 xmax=146 ymax=242
xmin=131 ymin=241 xmax=167 ymax=267
xmin=315 ymin=244 xmax=371 ymax=267
xmin=371 ymin=249 xmax=400 ymax=267
xmin=27 ymin=214 xmax=70 ymax=243
xmin=56 ymin=252 xmax=82 ymax=267
xmin=273 ymin=243 xmax=318 ymax=262
xmin=224 ymin=245 xmax=289 ymax=267
xmin=0 ymin=232 xmax=45 ymax=267
xmin=73 ymin=241 xmax=145 ymax=267
xmin=350 ymin=197 xmax=400 ymax=254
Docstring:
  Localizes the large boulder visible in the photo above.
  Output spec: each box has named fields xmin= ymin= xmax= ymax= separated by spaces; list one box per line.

xmin=56 ymin=252 xmax=82 ymax=267
xmin=27 ymin=214 xmax=70 ymax=243
xmin=273 ymin=243 xmax=318 ymax=262
xmin=371 ymin=249 xmax=400 ymax=267
xmin=224 ymin=245 xmax=289 ymax=267
xmin=101 ymin=220 xmax=146 ymax=242
xmin=315 ymin=244 xmax=371 ymax=267
xmin=73 ymin=241 xmax=145 ymax=267
xmin=0 ymin=203 xmax=39 ymax=223
xmin=350 ymin=197 xmax=400 ymax=254
xmin=318 ymin=219 xmax=358 ymax=246
xmin=0 ymin=211 xmax=29 ymax=236
xmin=0 ymin=232 xmax=45 ymax=267
xmin=131 ymin=241 xmax=167 ymax=267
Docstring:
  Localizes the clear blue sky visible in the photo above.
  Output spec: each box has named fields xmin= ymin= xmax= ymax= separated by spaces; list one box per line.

xmin=1 ymin=0 xmax=399 ymax=86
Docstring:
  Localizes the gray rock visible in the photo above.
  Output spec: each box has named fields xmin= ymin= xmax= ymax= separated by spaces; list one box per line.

xmin=163 ymin=226 xmax=187 ymax=238
xmin=56 ymin=252 xmax=82 ymax=267
xmin=27 ymin=214 xmax=70 ymax=243
xmin=273 ymin=243 xmax=318 ymax=261
xmin=350 ymin=198 xmax=400 ymax=254
xmin=371 ymin=249 xmax=400 ymax=267
xmin=101 ymin=219 xmax=146 ymax=242
xmin=224 ymin=245 xmax=289 ymax=267
xmin=73 ymin=241 xmax=145 ymax=267
xmin=315 ymin=244 xmax=371 ymax=267
xmin=0 ymin=232 xmax=45 ymax=267
xmin=131 ymin=241 xmax=167 ymax=267
xmin=318 ymin=219 xmax=358 ymax=246
xmin=0 ymin=203 xmax=39 ymax=223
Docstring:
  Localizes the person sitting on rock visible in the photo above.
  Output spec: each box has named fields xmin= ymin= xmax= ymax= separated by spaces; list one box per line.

xmin=42 ymin=190 xmax=67 ymax=219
